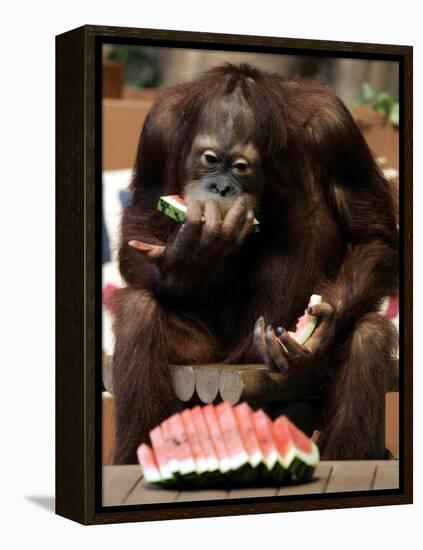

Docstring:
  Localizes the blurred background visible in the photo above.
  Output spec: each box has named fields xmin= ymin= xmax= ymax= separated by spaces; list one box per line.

xmin=102 ymin=45 xmax=400 ymax=172
xmin=101 ymin=45 xmax=399 ymax=464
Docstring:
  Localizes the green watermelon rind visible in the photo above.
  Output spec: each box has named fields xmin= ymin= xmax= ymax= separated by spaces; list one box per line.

xmin=150 ymin=452 xmax=314 ymax=489
xmin=192 ymin=458 xmax=209 ymax=476
xmin=150 ymin=461 xmax=314 ymax=489
xmin=147 ymin=441 xmax=319 ymax=488
xmin=157 ymin=197 xmax=186 ymax=224
xmin=276 ymin=441 xmax=320 ymax=482
xmin=151 ymin=457 xmax=213 ymax=487
xmin=287 ymin=458 xmax=315 ymax=483
xmin=293 ymin=294 xmax=322 ymax=345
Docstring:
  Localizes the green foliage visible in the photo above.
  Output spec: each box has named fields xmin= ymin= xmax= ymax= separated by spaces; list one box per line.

xmin=361 ymin=82 xmax=376 ymax=103
xmin=390 ymin=102 xmax=400 ymax=126
xmin=351 ymin=82 xmax=399 ymax=127
xmin=106 ymin=46 xmax=161 ymax=88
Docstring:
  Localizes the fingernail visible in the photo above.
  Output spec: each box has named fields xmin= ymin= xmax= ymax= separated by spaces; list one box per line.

xmin=255 ymin=316 xmax=264 ymax=328
xmin=276 ymin=326 xmax=284 ymax=336
xmin=247 ymin=209 xmax=254 ymax=219
xmin=266 ymin=324 xmax=273 ymax=334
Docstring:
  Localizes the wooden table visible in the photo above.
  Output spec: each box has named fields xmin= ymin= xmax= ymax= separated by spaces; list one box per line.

xmin=102 ymin=460 xmax=399 ymax=506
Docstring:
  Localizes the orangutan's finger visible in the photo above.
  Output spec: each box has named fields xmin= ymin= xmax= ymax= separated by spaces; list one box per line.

xmin=128 ymin=240 xmax=166 ymax=259
xmin=265 ymin=325 xmax=289 ymax=374
xmin=277 ymin=327 xmax=310 ymax=356
xmin=307 ymin=302 xmax=334 ymax=319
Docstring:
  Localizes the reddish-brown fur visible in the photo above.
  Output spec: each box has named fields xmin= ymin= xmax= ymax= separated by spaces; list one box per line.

xmin=111 ymin=64 xmax=398 ymax=464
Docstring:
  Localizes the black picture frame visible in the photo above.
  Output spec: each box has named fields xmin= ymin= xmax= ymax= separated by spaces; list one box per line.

xmin=56 ymin=24 xmax=413 ymax=525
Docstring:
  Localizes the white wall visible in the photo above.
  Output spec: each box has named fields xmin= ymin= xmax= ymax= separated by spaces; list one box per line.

xmin=0 ymin=0 xmax=420 ymax=547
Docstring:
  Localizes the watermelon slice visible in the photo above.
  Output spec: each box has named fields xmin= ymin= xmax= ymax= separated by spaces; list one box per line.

xmin=167 ymin=413 xmax=197 ymax=476
xmin=252 ymin=409 xmax=286 ymax=482
xmin=140 ymin=403 xmax=319 ymax=488
xmin=180 ymin=408 xmax=208 ymax=474
xmin=202 ymin=404 xmax=232 ymax=474
xmin=157 ymin=195 xmax=188 ymax=224
xmin=272 ymin=415 xmax=320 ymax=481
xmin=252 ymin=409 xmax=278 ymax=471
xmin=234 ymin=402 xmax=263 ymax=468
xmin=288 ymin=294 xmax=322 ymax=345
xmin=149 ymin=426 xmax=173 ymax=481
xmin=160 ymin=418 xmax=180 ymax=476
xmin=190 ymin=405 xmax=219 ymax=473
xmin=137 ymin=443 xmax=162 ymax=484
xmin=157 ymin=194 xmax=260 ymax=231
xmin=215 ymin=402 xmax=249 ymax=471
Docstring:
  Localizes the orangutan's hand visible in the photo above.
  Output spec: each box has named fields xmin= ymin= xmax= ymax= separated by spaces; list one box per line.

xmin=253 ymin=302 xmax=335 ymax=375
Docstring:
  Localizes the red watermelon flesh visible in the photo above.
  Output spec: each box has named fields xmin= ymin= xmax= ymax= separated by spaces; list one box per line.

xmin=160 ymin=418 xmax=180 ymax=475
xmin=180 ymin=408 xmax=208 ymax=474
xmin=202 ymin=404 xmax=231 ymax=473
xmin=234 ymin=402 xmax=263 ymax=468
xmin=149 ymin=426 xmax=173 ymax=480
xmin=167 ymin=413 xmax=197 ymax=475
xmin=168 ymin=194 xmax=187 ymax=207
xmin=252 ymin=409 xmax=278 ymax=470
xmin=190 ymin=405 xmax=219 ymax=472
xmin=137 ymin=443 xmax=162 ymax=484
xmin=215 ymin=401 xmax=249 ymax=470
xmin=288 ymin=417 xmax=314 ymax=453
xmin=272 ymin=415 xmax=319 ymax=468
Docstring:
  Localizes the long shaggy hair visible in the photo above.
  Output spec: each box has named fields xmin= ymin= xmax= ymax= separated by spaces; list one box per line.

xmin=112 ymin=63 xmax=398 ymax=464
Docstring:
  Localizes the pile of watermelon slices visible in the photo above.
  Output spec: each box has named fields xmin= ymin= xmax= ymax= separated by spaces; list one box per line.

xmin=137 ymin=402 xmax=320 ymax=489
